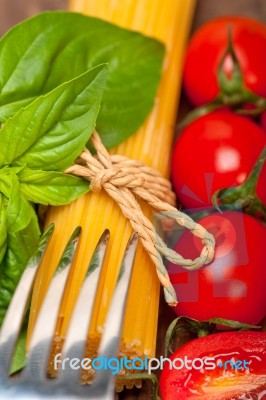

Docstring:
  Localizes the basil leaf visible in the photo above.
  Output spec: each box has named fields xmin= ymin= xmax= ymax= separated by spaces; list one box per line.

xmin=0 ymin=11 xmax=164 ymax=147
xmin=9 ymin=322 xmax=27 ymax=375
xmin=0 ymin=65 xmax=107 ymax=171
xmin=0 ymin=206 xmax=40 ymax=324
xmin=0 ymin=167 xmax=14 ymax=198
xmin=0 ymin=195 xmax=7 ymax=266
xmin=18 ymin=168 xmax=89 ymax=205
xmin=6 ymin=174 xmax=33 ymax=233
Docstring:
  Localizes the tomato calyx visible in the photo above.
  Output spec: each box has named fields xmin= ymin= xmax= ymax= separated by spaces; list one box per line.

xmin=165 ymin=316 xmax=260 ymax=358
xmin=217 ymin=27 xmax=244 ymax=100
xmin=212 ymin=147 xmax=266 ymax=223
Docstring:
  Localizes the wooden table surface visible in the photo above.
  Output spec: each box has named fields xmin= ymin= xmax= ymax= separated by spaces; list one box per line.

xmin=0 ymin=0 xmax=266 ymax=35
xmin=1 ymin=0 xmax=266 ymax=35
xmin=1 ymin=1 xmax=265 ymax=398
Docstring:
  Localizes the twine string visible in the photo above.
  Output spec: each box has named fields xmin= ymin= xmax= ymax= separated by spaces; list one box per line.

xmin=65 ymin=131 xmax=215 ymax=307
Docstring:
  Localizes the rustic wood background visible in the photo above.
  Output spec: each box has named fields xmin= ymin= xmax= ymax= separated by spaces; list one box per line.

xmin=1 ymin=1 xmax=265 ymax=398
xmin=1 ymin=0 xmax=266 ymax=36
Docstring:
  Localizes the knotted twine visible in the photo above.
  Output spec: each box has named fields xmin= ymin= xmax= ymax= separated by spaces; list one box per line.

xmin=65 ymin=131 xmax=215 ymax=307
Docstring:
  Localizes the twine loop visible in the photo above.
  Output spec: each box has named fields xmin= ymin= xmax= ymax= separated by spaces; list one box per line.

xmin=65 ymin=131 xmax=215 ymax=307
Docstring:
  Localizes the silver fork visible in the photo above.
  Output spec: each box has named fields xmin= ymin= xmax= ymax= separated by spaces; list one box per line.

xmin=0 ymin=224 xmax=138 ymax=399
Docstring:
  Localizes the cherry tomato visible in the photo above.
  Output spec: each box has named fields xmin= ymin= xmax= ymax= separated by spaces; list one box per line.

xmin=183 ymin=17 xmax=266 ymax=106
xmin=167 ymin=211 xmax=266 ymax=325
xmin=160 ymin=331 xmax=266 ymax=400
xmin=171 ymin=110 xmax=266 ymax=209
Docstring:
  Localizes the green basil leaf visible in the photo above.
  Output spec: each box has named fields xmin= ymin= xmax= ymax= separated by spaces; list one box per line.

xmin=18 ymin=168 xmax=90 ymax=205
xmin=0 ymin=207 xmax=40 ymax=324
xmin=7 ymin=227 xmax=55 ymax=371
xmin=0 ymin=11 xmax=164 ymax=148
xmin=0 ymin=195 xmax=7 ymax=266
xmin=0 ymin=167 xmax=14 ymax=198
xmin=6 ymin=174 xmax=33 ymax=233
xmin=9 ymin=319 xmax=27 ymax=374
xmin=0 ymin=65 xmax=107 ymax=170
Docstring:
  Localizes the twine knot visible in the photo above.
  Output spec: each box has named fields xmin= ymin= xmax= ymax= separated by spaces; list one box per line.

xmin=90 ymin=168 xmax=116 ymax=191
xmin=65 ymin=131 xmax=215 ymax=307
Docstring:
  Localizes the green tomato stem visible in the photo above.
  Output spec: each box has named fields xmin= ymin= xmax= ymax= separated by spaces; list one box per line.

xmin=212 ymin=147 xmax=266 ymax=223
xmin=177 ymin=99 xmax=222 ymax=131
xmin=165 ymin=316 xmax=260 ymax=356
xmin=218 ymin=26 xmax=244 ymax=96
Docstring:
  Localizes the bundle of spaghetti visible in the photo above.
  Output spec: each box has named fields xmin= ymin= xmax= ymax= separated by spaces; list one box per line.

xmin=27 ymin=0 xmax=196 ymax=389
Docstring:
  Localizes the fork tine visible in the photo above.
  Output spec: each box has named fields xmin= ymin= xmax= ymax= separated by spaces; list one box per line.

xmin=57 ymin=230 xmax=110 ymax=384
xmin=22 ymin=227 xmax=81 ymax=382
xmin=93 ymin=233 xmax=138 ymax=398
xmin=0 ymin=224 xmax=55 ymax=377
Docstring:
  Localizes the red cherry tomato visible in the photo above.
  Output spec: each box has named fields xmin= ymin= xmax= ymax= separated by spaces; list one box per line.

xmin=183 ymin=17 xmax=266 ymax=106
xmin=168 ymin=211 xmax=266 ymax=325
xmin=171 ymin=111 xmax=266 ymax=209
xmin=160 ymin=331 xmax=266 ymax=400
